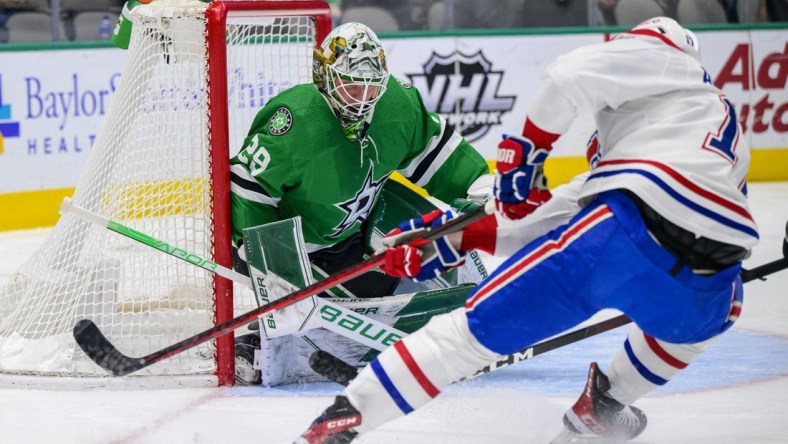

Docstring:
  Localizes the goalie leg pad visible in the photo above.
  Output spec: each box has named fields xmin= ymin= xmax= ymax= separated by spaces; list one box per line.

xmin=259 ymin=295 xmax=321 ymax=339
xmin=345 ymin=308 xmax=501 ymax=433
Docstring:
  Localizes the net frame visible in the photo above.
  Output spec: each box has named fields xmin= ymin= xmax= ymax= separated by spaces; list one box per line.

xmin=0 ymin=0 xmax=332 ymax=388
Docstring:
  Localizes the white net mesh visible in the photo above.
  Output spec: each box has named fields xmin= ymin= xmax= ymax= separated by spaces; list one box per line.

xmin=0 ymin=0 xmax=320 ymax=387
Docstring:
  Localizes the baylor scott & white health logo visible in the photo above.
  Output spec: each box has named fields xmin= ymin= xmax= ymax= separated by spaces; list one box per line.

xmin=406 ymin=51 xmax=515 ymax=142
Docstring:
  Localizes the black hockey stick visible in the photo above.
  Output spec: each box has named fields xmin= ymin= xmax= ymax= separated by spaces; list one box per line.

xmin=74 ymin=203 xmax=492 ymax=377
xmin=309 ymin=316 xmax=632 ymax=385
xmin=311 ymin=221 xmax=788 ymax=385
xmin=741 ymin=220 xmax=788 ymax=282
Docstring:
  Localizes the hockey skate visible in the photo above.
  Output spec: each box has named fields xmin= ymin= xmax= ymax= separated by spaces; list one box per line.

xmin=234 ymin=332 xmax=262 ymax=385
xmin=552 ymin=362 xmax=647 ymax=443
xmin=295 ymin=396 xmax=360 ymax=444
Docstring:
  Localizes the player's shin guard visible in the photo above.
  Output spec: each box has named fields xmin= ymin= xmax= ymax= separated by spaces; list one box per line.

xmin=605 ymin=326 xmax=717 ymax=404
xmin=343 ymin=307 xmax=502 ymax=434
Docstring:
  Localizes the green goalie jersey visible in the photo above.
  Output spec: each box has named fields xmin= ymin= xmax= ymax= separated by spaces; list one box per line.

xmin=230 ymin=77 xmax=489 ymax=252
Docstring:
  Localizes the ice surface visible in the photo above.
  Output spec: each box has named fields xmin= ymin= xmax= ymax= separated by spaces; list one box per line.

xmin=0 ymin=183 xmax=787 ymax=443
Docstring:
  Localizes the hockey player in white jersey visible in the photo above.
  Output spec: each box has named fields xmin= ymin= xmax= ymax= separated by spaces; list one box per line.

xmin=296 ymin=17 xmax=757 ymax=443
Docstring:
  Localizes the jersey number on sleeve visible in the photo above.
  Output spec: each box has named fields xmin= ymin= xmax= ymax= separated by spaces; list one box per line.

xmin=237 ymin=136 xmax=271 ymax=176
xmin=702 ymin=96 xmax=740 ymax=164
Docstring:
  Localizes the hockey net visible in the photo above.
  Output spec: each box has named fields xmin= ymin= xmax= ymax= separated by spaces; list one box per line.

xmin=0 ymin=0 xmax=331 ymax=388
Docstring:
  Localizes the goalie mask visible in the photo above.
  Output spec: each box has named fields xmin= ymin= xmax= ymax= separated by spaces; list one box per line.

xmin=631 ymin=17 xmax=700 ymax=61
xmin=313 ymin=22 xmax=390 ymax=141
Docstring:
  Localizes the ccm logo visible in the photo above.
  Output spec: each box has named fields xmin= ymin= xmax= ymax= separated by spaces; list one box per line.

xmin=580 ymin=413 xmax=608 ymax=435
xmin=327 ymin=417 xmax=360 ymax=429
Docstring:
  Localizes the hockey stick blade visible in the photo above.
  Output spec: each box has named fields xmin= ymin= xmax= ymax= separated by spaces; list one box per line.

xmin=74 ymin=204 xmax=491 ymax=377
xmin=73 ymin=319 xmax=145 ymax=376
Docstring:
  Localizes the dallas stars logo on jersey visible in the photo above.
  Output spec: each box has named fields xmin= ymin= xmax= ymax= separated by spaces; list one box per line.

xmin=330 ymin=165 xmax=388 ymax=238
xmin=269 ymin=107 xmax=293 ymax=135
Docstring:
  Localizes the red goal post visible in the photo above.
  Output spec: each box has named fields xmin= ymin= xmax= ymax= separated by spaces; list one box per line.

xmin=207 ymin=0 xmax=333 ymax=387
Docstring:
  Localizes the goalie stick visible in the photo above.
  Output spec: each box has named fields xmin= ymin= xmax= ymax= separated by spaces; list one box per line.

xmin=310 ymin=220 xmax=788 ymax=386
xmin=60 ymin=197 xmax=407 ymax=352
xmin=59 ymin=197 xmax=248 ymax=283
xmin=70 ymin=200 xmax=493 ymax=377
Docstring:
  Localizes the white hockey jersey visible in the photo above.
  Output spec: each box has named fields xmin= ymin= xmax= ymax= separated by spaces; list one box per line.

xmin=527 ymin=30 xmax=758 ymax=250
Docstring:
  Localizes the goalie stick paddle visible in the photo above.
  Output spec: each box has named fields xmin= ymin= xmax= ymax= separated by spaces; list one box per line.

xmin=310 ymin=227 xmax=788 ymax=386
xmin=72 ymin=202 xmax=492 ymax=377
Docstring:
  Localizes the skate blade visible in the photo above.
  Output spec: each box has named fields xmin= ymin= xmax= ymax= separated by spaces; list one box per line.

xmin=550 ymin=428 xmax=627 ymax=444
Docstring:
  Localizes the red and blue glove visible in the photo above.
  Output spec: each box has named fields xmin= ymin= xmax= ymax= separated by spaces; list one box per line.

xmin=380 ymin=209 xmax=466 ymax=282
xmin=494 ymin=134 xmax=551 ymax=220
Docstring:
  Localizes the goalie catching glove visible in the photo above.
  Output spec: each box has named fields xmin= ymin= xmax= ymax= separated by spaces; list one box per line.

xmin=494 ymin=134 xmax=551 ymax=220
xmin=380 ymin=209 xmax=466 ymax=282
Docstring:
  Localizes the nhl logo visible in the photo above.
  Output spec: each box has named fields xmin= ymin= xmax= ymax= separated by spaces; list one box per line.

xmin=407 ymin=51 xmax=515 ymax=142
xmin=269 ymin=107 xmax=293 ymax=135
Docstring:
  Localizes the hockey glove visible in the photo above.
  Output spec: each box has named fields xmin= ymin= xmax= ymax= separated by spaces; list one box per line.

xmin=380 ymin=209 xmax=466 ymax=282
xmin=494 ymin=134 xmax=551 ymax=220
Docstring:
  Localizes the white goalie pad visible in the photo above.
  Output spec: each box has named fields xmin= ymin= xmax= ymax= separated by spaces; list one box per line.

xmin=252 ymin=286 xmax=472 ymax=386
xmin=247 ymin=267 xmax=321 ymax=340
xmin=242 ymin=217 xmax=320 ymax=339
xmin=240 ymin=214 xmax=485 ymax=386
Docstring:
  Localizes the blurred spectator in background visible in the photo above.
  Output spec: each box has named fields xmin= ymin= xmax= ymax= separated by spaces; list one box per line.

xmin=340 ymin=0 xmax=433 ymax=30
xmin=451 ymin=0 xmax=527 ymax=29
xmin=0 ymin=11 xmax=6 ymax=43
xmin=597 ymin=0 xmax=619 ymax=24
xmin=716 ymin=0 xmax=782 ymax=23
xmin=447 ymin=0 xmax=591 ymax=30
xmin=719 ymin=0 xmax=741 ymax=21
xmin=762 ymin=0 xmax=788 ymax=21
xmin=677 ymin=0 xmax=728 ymax=23
xmin=614 ymin=0 xmax=675 ymax=25
xmin=520 ymin=0 xmax=589 ymax=27
xmin=326 ymin=0 xmax=341 ymax=26
xmin=613 ymin=0 xmax=728 ymax=25
xmin=390 ymin=0 xmax=433 ymax=30
xmin=2 ymin=0 xmax=786 ymax=44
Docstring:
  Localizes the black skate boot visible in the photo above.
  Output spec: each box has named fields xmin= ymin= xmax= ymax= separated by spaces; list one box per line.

xmin=234 ymin=331 xmax=261 ymax=385
xmin=295 ymin=395 xmax=361 ymax=444
xmin=555 ymin=362 xmax=647 ymax=442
